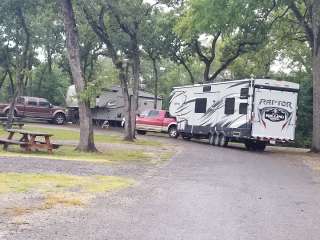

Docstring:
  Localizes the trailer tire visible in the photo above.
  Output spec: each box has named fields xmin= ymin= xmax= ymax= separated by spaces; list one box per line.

xmin=213 ymin=133 xmax=220 ymax=146
xmin=209 ymin=134 xmax=215 ymax=145
xmin=245 ymin=141 xmax=254 ymax=151
xmin=219 ymin=134 xmax=229 ymax=147
xmin=181 ymin=134 xmax=191 ymax=140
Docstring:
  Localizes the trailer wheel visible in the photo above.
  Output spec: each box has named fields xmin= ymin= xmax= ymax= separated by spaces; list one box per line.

xmin=245 ymin=141 xmax=254 ymax=151
xmin=181 ymin=134 xmax=191 ymax=140
xmin=209 ymin=134 xmax=215 ymax=145
xmin=101 ymin=120 xmax=110 ymax=129
xmin=219 ymin=134 xmax=229 ymax=147
xmin=213 ymin=134 xmax=220 ymax=146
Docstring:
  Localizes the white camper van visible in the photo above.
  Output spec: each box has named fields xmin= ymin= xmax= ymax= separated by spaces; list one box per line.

xmin=169 ymin=79 xmax=299 ymax=151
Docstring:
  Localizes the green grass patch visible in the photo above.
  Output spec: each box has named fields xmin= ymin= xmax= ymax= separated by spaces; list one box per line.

xmin=0 ymin=125 xmax=162 ymax=147
xmin=0 ymin=173 xmax=134 ymax=194
xmin=0 ymin=146 xmax=151 ymax=164
xmin=1 ymin=173 xmax=134 ymax=215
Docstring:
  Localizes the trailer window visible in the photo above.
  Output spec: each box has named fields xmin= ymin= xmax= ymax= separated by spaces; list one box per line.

xmin=240 ymin=88 xmax=249 ymax=99
xmin=203 ymin=86 xmax=211 ymax=92
xmin=16 ymin=97 xmax=24 ymax=104
xmin=195 ymin=98 xmax=207 ymax=113
xmin=224 ymin=98 xmax=235 ymax=115
xmin=239 ymin=103 xmax=248 ymax=115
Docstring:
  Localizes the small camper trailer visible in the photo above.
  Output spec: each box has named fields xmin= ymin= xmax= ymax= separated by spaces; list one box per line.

xmin=66 ymin=85 xmax=162 ymax=126
xmin=169 ymin=79 xmax=299 ymax=151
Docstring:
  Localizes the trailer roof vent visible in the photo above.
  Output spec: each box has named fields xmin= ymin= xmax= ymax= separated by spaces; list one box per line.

xmin=203 ymin=86 xmax=211 ymax=92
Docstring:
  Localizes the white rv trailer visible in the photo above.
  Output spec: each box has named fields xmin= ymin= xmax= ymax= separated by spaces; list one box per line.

xmin=169 ymin=79 xmax=299 ymax=151
xmin=66 ymin=85 xmax=162 ymax=126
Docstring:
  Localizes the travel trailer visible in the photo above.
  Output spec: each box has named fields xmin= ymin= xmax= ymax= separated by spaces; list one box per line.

xmin=169 ymin=79 xmax=299 ymax=151
xmin=66 ymin=85 xmax=162 ymax=126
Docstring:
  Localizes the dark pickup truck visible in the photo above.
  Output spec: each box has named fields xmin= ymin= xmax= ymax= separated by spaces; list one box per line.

xmin=0 ymin=96 xmax=67 ymax=125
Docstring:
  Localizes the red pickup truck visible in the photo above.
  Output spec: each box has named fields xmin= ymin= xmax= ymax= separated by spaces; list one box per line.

xmin=0 ymin=96 xmax=67 ymax=125
xmin=136 ymin=109 xmax=178 ymax=138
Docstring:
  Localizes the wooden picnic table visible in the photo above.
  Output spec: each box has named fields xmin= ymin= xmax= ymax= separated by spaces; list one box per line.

xmin=1 ymin=122 xmax=24 ymax=129
xmin=0 ymin=129 xmax=59 ymax=153
xmin=0 ymin=117 xmax=24 ymax=129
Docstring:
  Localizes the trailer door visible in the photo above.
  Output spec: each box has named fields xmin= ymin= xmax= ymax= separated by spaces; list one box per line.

xmin=252 ymin=88 xmax=298 ymax=141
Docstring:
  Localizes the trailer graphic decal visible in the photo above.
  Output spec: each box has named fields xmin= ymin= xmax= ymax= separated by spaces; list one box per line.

xmin=259 ymin=99 xmax=293 ymax=109
xmin=264 ymin=108 xmax=286 ymax=122
xmin=258 ymin=107 xmax=293 ymax=130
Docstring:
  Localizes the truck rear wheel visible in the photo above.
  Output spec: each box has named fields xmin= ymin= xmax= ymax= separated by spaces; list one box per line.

xmin=168 ymin=126 xmax=179 ymax=138
xmin=53 ymin=113 xmax=66 ymax=125
xmin=137 ymin=130 xmax=146 ymax=135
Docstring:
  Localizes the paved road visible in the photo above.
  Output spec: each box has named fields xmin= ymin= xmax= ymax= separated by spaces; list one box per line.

xmin=5 ymin=139 xmax=320 ymax=240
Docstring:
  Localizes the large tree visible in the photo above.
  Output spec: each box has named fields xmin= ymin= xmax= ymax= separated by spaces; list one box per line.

xmin=287 ymin=0 xmax=320 ymax=152
xmin=83 ymin=0 xmax=167 ymax=140
xmin=59 ymin=0 xmax=97 ymax=151
xmin=175 ymin=0 xmax=279 ymax=82
xmin=0 ymin=0 xmax=36 ymax=127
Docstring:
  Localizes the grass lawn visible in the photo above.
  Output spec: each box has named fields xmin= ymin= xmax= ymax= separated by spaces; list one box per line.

xmin=0 ymin=145 xmax=153 ymax=164
xmin=8 ymin=125 xmax=162 ymax=147
xmin=0 ymin=125 xmax=174 ymax=164
xmin=0 ymin=173 xmax=134 ymax=215
xmin=0 ymin=173 xmax=134 ymax=194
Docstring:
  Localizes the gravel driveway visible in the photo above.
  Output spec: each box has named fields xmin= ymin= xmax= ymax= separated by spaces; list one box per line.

xmin=1 ymin=137 xmax=320 ymax=240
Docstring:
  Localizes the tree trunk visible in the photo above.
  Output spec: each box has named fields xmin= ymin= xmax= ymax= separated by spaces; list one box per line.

xmin=60 ymin=0 xmax=96 ymax=152
xmin=6 ymin=6 xmax=31 ymax=128
xmin=8 ymin=70 xmax=14 ymax=96
xmin=311 ymin=0 xmax=320 ymax=152
xmin=203 ymin=62 xmax=211 ymax=82
xmin=152 ymin=58 xmax=158 ymax=109
xmin=0 ymin=71 xmax=7 ymax=90
xmin=130 ymin=38 xmax=140 ymax=139
xmin=119 ymin=62 xmax=134 ymax=141
xmin=6 ymin=69 xmax=23 ymax=129
xmin=180 ymin=58 xmax=195 ymax=84
xmin=312 ymin=50 xmax=320 ymax=152
xmin=38 ymin=65 xmax=47 ymax=93
xmin=47 ymin=46 xmax=53 ymax=74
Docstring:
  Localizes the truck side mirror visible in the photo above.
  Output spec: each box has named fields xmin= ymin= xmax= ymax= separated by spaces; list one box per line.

xmin=49 ymin=104 xmax=53 ymax=108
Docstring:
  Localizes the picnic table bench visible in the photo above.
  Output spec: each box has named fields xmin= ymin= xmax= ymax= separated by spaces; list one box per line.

xmin=0 ymin=129 xmax=60 ymax=153
xmin=1 ymin=122 xmax=24 ymax=129
xmin=0 ymin=117 xmax=24 ymax=129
